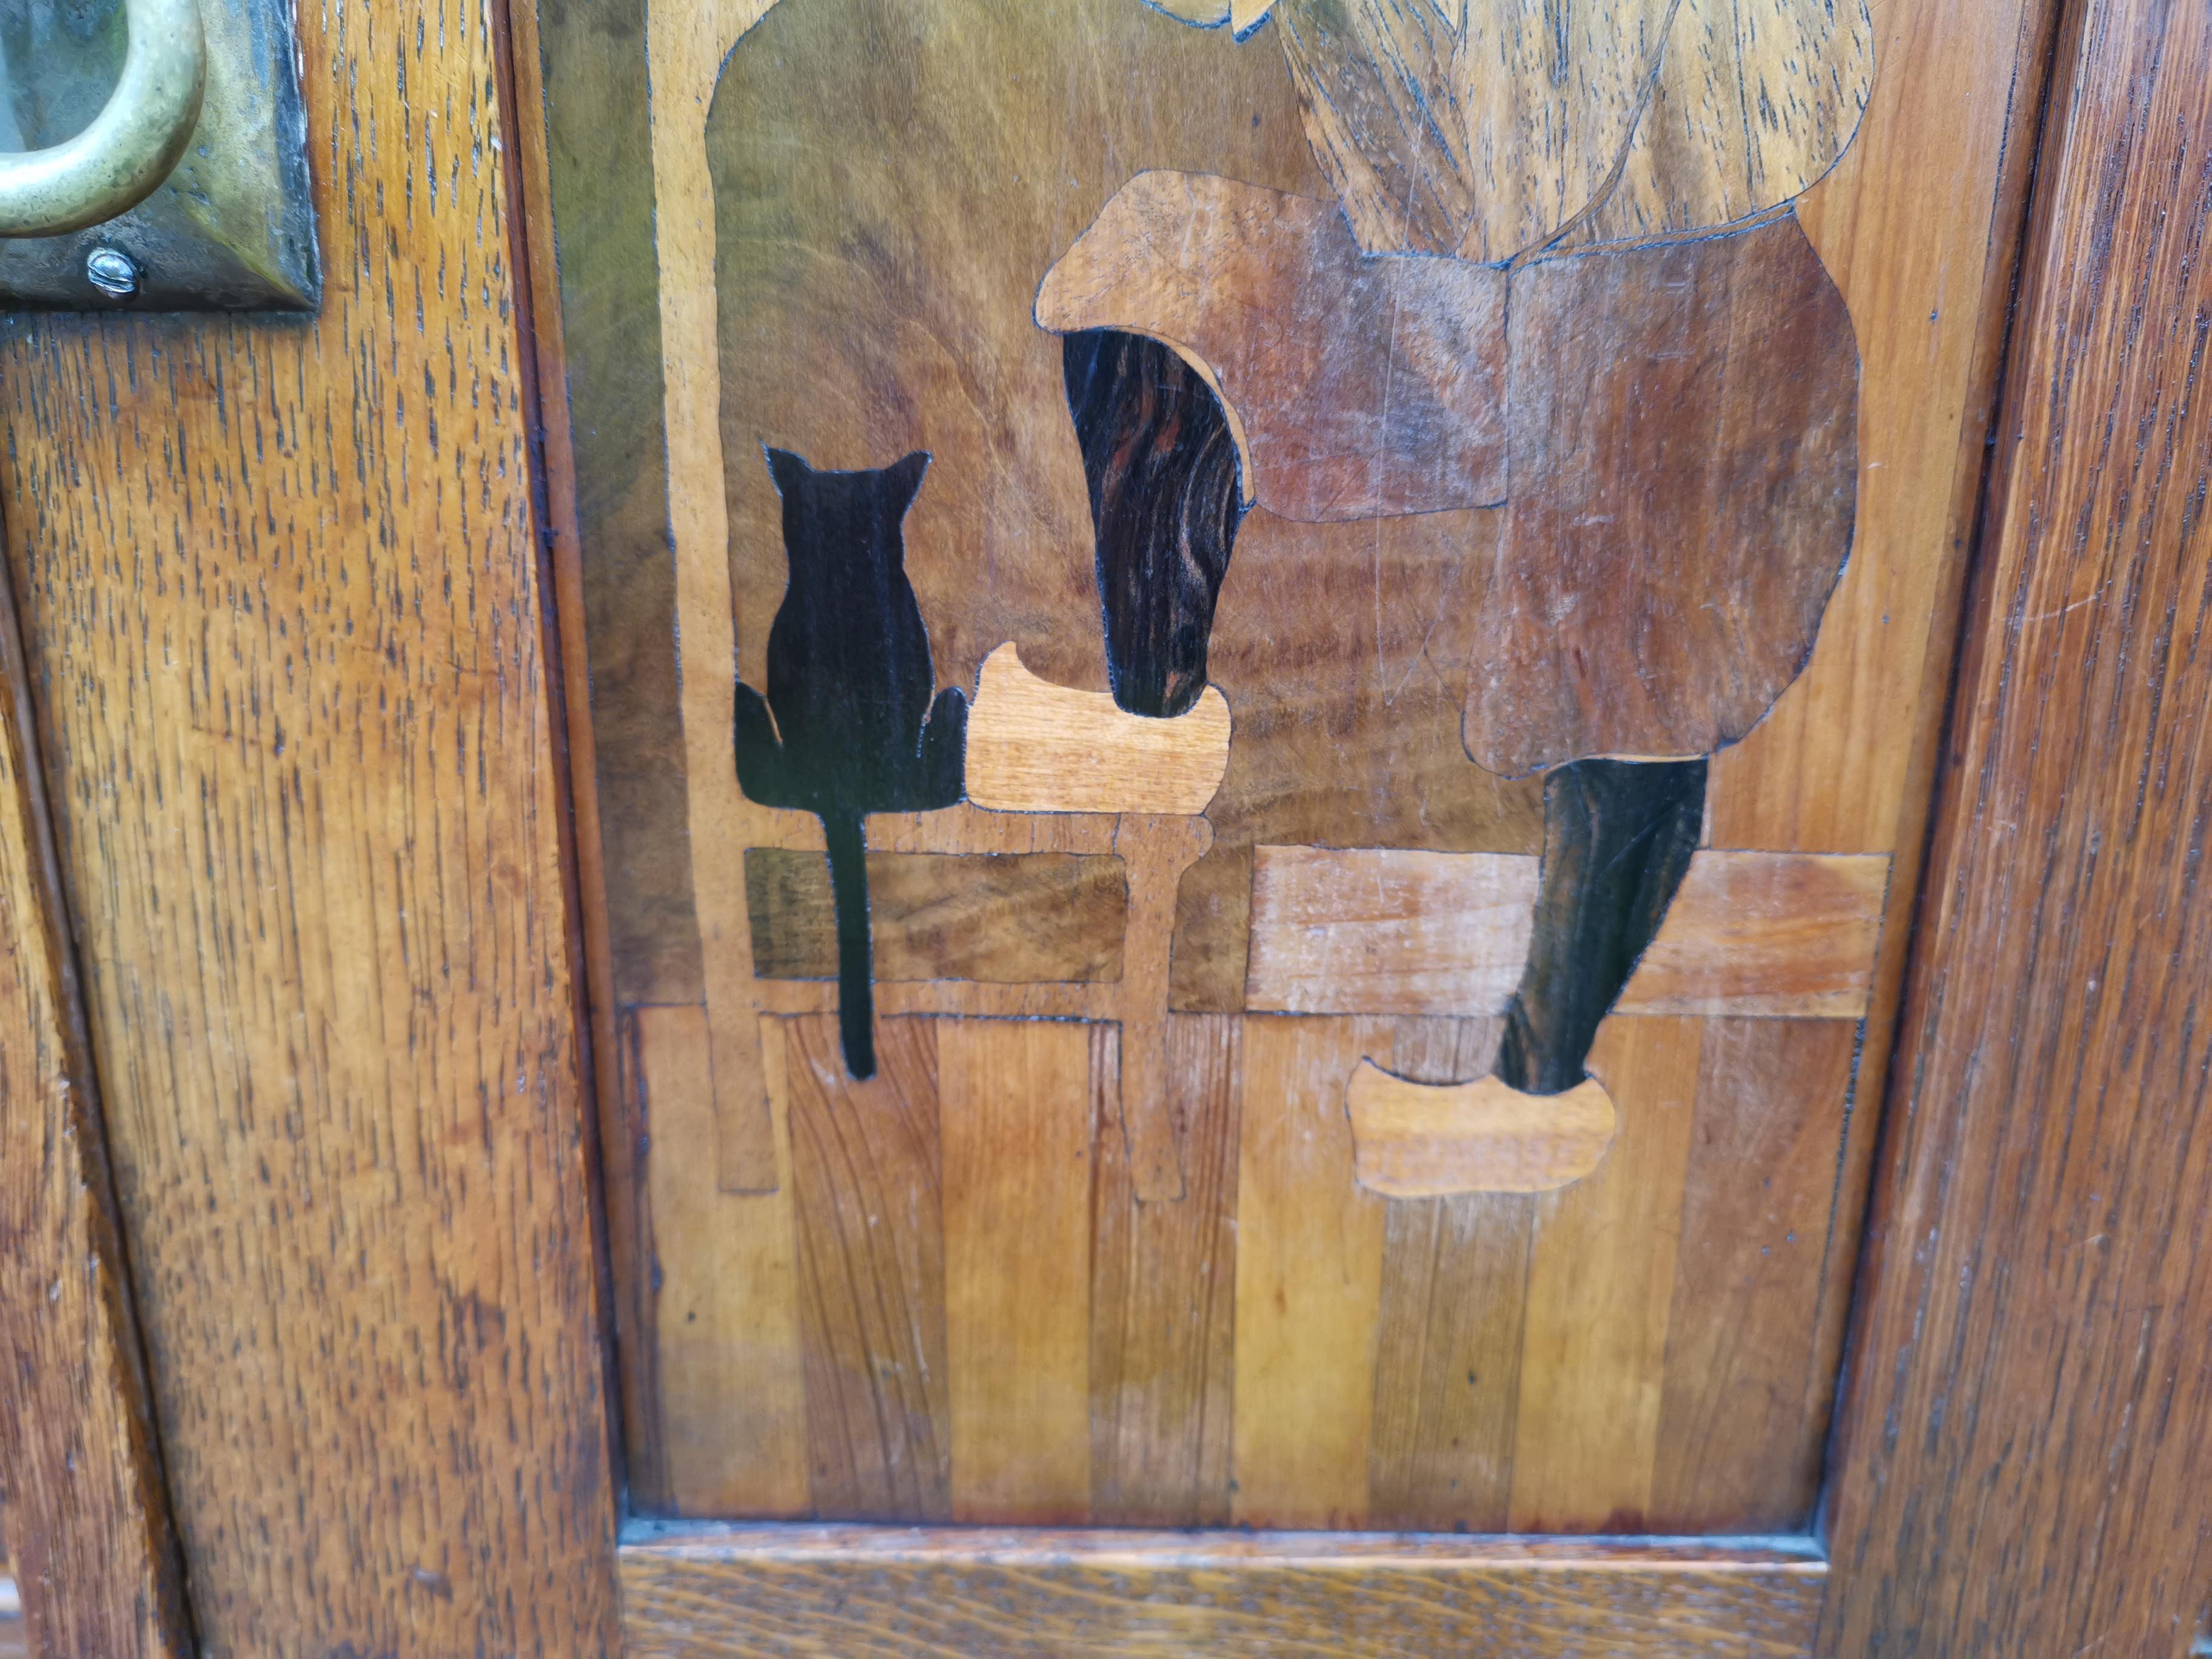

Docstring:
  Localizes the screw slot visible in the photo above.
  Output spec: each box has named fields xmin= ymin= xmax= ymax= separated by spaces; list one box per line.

xmin=84 ymin=246 xmax=139 ymax=298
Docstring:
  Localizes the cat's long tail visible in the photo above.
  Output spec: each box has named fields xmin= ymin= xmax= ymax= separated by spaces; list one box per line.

xmin=821 ymin=808 xmax=877 ymax=1080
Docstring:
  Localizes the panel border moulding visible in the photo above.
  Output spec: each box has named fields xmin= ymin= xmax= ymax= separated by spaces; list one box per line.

xmin=617 ymin=1523 xmax=1828 ymax=1659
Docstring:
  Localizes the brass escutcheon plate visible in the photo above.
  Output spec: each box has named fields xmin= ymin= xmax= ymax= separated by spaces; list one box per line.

xmin=0 ymin=0 xmax=317 ymax=310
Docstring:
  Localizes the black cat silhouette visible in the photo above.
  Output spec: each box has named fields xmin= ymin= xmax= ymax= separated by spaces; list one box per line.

xmin=732 ymin=446 xmax=967 ymax=1079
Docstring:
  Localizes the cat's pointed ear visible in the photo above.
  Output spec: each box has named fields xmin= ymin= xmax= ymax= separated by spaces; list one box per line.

xmin=885 ymin=451 xmax=931 ymax=512
xmin=763 ymin=446 xmax=811 ymax=497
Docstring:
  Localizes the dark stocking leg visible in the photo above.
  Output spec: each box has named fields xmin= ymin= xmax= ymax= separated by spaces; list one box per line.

xmin=1494 ymin=757 xmax=1706 ymax=1094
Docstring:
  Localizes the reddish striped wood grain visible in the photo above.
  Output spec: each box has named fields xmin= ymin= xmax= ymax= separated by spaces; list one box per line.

xmin=1822 ymin=0 xmax=2212 ymax=1647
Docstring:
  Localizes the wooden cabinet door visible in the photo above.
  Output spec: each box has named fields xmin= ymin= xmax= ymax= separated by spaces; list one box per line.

xmin=6 ymin=0 xmax=2212 ymax=1652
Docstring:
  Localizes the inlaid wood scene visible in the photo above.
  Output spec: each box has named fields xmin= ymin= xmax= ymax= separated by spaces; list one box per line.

xmin=523 ymin=0 xmax=2036 ymax=1535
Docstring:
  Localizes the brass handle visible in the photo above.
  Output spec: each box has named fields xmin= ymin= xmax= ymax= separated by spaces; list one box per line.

xmin=0 ymin=0 xmax=206 ymax=238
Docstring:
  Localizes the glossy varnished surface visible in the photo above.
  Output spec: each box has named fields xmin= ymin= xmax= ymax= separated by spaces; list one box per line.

xmin=1822 ymin=0 xmax=2212 ymax=1649
xmin=0 ymin=0 xmax=620 ymax=1643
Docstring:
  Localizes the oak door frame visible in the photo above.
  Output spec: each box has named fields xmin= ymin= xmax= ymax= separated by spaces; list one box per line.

xmin=0 ymin=0 xmax=624 ymax=1635
xmin=1817 ymin=0 xmax=2212 ymax=1648
xmin=12 ymin=0 xmax=2211 ymax=1649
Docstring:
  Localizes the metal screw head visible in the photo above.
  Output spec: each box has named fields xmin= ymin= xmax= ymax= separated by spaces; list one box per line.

xmin=84 ymin=246 xmax=139 ymax=298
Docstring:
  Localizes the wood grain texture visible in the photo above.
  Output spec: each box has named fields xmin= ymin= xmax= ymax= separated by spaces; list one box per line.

xmin=1368 ymin=1191 xmax=1529 ymax=1532
xmin=1244 ymin=846 xmax=1885 ymax=1019
xmin=528 ymin=0 xmax=865 ymax=1515
xmin=639 ymin=1002 xmax=1872 ymax=1536
xmin=1246 ymin=847 xmax=1538 ymax=1016
xmin=1366 ymin=1016 xmax=1526 ymax=1533
xmin=1346 ymin=1065 xmax=1617 ymax=1196
xmin=1498 ymin=759 xmax=1706 ymax=1096
xmin=1145 ymin=0 xmax=1274 ymax=30
xmin=1612 ymin=853 xmax=1888 ymax=1017
xmin=655 ymin=0 xmax=814 ymax=1472
xmin=0 ymin=0 xmax=623 ymax=1636
xmin=965 ymin=645 xmax=1230 ymax=817
xmin=754 ymin=812 xmax=1212 ymax=1206
xmin=710 ymin=0 xmax=1325 ymax=710
xmin=0 ymin=542 xmax=187 ymax=1656
xmin=1198 ymin=507 xmax=1536 ymax=839
xmin=674 ymin=7 xmax=1526 ymax=1467
xmin=1272 ymin=0 xmax=1872 ymax=261
xmin=1470 ymin=216 xmax=1858 ymax=777
xmin=512 ymin=0 xmax=670 ymax=1515
xmin=1110 ymin=814 xmax=1218 ymax=1200
xmin=746 ymin=849 xmax=1127 ymax=984
xmin=532 ymin=0 xmax=789 ymax=1494
xmin=1089 ymin=1017 xmax=1241 ymax=1526
xmin=1173 ymin=506 xmax=1544 ymax=1012
xmin=1231 ymin=1016 xmax=1390 ymax=1528
xmin=618 ymin=1527 xmax=1826 ymax=1659
xmin=529 ymin=0 xmax=707 ymax=1022
xmin=1149 ymin=0 xmax=1231 ymax=21
xmin=1044 ymin=181 xmax=1858 ymax=782
xmin=1037 ymin=170 xmax=1509 ymax=521
xmin=1569 ymin=0 xmax=1875 ymax=248
xmin=940 ymin=1019 xmax=1095 ymax=1524
xmin=1820 ymin=0 xmax=2212 ymax=1649
xmin=1278 ymin=0 xmax=1644 ymax=260
xmin=785 ymin=1016 xmax=950 ymax=1520
xmin=634 ymin=1002 xmax=809 ymax=1516
xmin=1652 ymin=1019 xmax=1857 ymax=1532
xmin=1509 ymin=1016 xmax=1702 ymax=1532
xmin=731 ymin=811 xmax=1190 ymax=1056
xmin=1695 ymin=0 xmax=2063 ymax=1538
xmin=1704 ymin=0 xmax=2057 ymax=856
xmin=1062 ymin=329 xmax=1247 ymax=719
